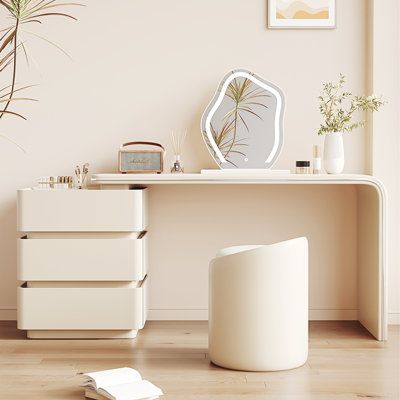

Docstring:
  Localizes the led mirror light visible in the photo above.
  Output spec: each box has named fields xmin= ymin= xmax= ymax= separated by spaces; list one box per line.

xmin=201 ymin=69 xmax=285 ymax=169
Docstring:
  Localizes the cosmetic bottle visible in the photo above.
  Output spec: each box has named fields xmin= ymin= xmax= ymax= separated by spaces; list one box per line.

xmin=170 ymin=155 xmax=184 ymax=173
xmin=313 ymin=145 xmax=322 ymax=174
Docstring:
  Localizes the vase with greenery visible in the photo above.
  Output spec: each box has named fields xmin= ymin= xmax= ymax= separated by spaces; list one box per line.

xmin=0 ymin=0 xmax=81 ymax=151
xmin=318 ymin=74 xmax=385 ymax=174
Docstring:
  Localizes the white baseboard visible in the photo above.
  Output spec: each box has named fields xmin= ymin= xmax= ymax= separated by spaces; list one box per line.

xmin=2 ymin=308 xmax=399 ymax=325
xmin=309 ymin=309 xmax=357 ymax=320
xmin=147 ymin=309 xmax=359 ymax=321
xmin=148 ymin=309 xmax=208 ymax=320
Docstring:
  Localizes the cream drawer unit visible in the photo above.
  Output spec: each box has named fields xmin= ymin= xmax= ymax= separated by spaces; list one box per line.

xmin=18 ymin=278 xmax=147 ymax=338
xmin=17 ymin=232 xmax=147 ymax=282
xmin=17 ymin=188 xmax=147 ymax=232
xmin=17 ymin=187 xmax=149 ymax=339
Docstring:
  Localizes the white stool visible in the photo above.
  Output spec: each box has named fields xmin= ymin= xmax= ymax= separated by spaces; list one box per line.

xmin=208 ymin=237 xmax=308 ymax=371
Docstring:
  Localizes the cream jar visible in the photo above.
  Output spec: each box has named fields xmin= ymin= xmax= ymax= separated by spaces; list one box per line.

xmin=296 ymin=161 xmax=311 ymax=174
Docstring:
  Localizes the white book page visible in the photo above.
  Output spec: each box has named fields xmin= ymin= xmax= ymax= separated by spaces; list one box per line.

xmin=82 ymin=368 xmax=142 ymax=390
xmin=98 ymin=380 xmax=163 ymax=400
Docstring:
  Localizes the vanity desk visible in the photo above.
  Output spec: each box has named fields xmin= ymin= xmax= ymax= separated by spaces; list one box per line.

xmin=92 ymin=173 xmax=387 ymax=341
xmin=17 ymin=173 xmax=387 ymax=341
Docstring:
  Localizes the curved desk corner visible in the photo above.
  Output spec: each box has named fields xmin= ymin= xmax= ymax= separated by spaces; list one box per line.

xmin=92 ymin=173 xmax=387 ymax=340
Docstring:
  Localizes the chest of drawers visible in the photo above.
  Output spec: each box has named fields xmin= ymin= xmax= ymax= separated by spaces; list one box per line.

xmin=17 ymin=188 xmax=148 ymax=339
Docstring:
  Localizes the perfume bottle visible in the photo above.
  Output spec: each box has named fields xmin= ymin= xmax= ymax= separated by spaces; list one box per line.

xmin=171 ymin=155 xmax=184 ymax=173
xmin=313 ymin=145 xmax=322 ymax=174
xmin=170 ymin=130 xmax=187 ymax=174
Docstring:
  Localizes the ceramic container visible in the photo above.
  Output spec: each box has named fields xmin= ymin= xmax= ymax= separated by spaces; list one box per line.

xmin=323 ymin=132 xmax=344 ymax=174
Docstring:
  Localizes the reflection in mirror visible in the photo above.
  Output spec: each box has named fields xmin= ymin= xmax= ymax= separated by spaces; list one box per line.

xmin=201 ymin=69 xmax=285 ymax=169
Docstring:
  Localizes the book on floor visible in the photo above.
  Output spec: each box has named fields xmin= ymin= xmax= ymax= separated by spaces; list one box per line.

xmin=81 ymin=367 xmax=163 ymax=400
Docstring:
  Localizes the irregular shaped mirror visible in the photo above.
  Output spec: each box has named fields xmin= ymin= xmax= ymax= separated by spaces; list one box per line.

xmin=201 ymin=69 xmax=285 ymax=169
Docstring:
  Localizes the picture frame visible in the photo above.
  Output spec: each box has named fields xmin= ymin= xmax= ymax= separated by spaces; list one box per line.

xmin=268 ymin=0 xmax=336 ymax=29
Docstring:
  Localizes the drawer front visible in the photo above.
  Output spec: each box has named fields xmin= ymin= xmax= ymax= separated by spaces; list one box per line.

xmin=17 ymin=234 xmax=147 ymax=281
xmin=17 ymin=279 xmax=147 ymax=330
xmin=17 ymin=189 xmax=147 ymax=232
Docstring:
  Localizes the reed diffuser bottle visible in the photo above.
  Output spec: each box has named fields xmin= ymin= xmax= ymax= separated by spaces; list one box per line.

xmin=170 ymin=130 xmax=187 ymax=173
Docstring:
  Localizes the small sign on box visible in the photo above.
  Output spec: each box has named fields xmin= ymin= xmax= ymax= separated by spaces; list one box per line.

xmin=118 ymin=142 xmax=165 ymax=174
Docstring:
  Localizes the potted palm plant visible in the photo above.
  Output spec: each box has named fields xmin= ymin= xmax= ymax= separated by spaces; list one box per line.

xmin=318 ymin=74 xmax=385 ymax=174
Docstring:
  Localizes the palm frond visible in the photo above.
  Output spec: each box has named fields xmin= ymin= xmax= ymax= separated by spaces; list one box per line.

xmin=22 ymin=29 xmax=73 ymax=59
xmin=0 ymin=97 xmax=37 ymax=102
xmin=1 ymin=0 xmax=83 ymax=22
xmin=0 ymin=132 xmax=26 ymax=152
xmin=0 ymin=109 xmax=26 ymax=118
xmin=0 ymin=0 xmax=83 ymax=145
xmin=221 ymin=76 xmax=270 ymax=158
xmin=0 ymin=84 xmax=37 ymax=95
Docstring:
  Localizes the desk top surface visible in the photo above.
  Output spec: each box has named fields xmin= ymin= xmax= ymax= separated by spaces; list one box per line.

xmin=92 ymin=173 xmax=384 ymax=188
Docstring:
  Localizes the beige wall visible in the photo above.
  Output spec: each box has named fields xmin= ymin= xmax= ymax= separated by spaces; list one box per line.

xmin=147 ymin=184 xmax=358 ymax=320
xmin=0 ymin=0 xmax=398 ymax=321
xmin=369 ymin=0 xmax=400 ymax=324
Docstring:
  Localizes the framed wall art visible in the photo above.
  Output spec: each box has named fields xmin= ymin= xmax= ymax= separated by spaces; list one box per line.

xmin=268 ymin=0 xmax=336 ymax=29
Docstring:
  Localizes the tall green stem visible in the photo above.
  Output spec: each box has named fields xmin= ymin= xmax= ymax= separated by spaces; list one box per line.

xmin=225 ymin=105 xmax=238 ymax=158
xmin=0 ymin=18 xmax=18 ymax=119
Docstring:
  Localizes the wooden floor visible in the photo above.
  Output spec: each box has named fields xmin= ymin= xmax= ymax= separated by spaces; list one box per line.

xmin=0 ymin=321 xmax=398 ymax=399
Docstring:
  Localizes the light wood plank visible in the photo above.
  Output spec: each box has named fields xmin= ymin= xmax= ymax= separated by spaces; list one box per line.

xmin=0 ymin=321 xmax=398 ymax=399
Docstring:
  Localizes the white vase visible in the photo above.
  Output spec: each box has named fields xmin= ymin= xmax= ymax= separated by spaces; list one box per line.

xmin=323 ymin=132 xmax=344 ymax=174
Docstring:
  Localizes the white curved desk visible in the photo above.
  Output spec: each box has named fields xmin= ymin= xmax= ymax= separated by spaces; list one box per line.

xmin=92 ymin=173 xmax=388 ymax=341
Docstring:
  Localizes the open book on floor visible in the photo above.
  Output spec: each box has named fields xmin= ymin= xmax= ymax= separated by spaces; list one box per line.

xmin=82 ymin=367 xmax=163 ymax=400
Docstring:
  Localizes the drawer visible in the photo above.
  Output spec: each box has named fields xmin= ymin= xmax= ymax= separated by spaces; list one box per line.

xmin=17 ymin=277 xmax=147 ymax=330
xmin=17 ymin=188 xmax=147 ymax=232
xmin=17 ymin=232 xmax=147 ymax=281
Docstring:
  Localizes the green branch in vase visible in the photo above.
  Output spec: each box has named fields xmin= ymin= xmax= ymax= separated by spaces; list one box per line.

xmin=318 ymin=74 xmax=385 ymax=135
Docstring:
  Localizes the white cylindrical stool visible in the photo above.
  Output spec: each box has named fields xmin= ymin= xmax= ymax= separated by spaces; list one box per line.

xmin=209 ymin=237 xmax=308 ymax=371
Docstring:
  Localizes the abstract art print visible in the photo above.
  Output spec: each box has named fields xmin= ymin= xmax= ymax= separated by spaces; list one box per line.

xmin=268 ymin=0 xmax=335 ymax=28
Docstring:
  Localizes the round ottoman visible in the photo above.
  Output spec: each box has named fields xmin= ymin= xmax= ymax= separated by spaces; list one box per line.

xmin=208 ymin=237 xmax=308 ymax=371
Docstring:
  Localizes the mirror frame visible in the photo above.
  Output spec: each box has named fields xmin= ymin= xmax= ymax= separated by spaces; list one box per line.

xmin=201 ymin=69 xmax=285 ymax=169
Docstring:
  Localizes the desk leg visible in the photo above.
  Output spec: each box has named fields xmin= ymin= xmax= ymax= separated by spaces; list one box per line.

xmin=357 ymin=184 xmax=387 ymax=340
